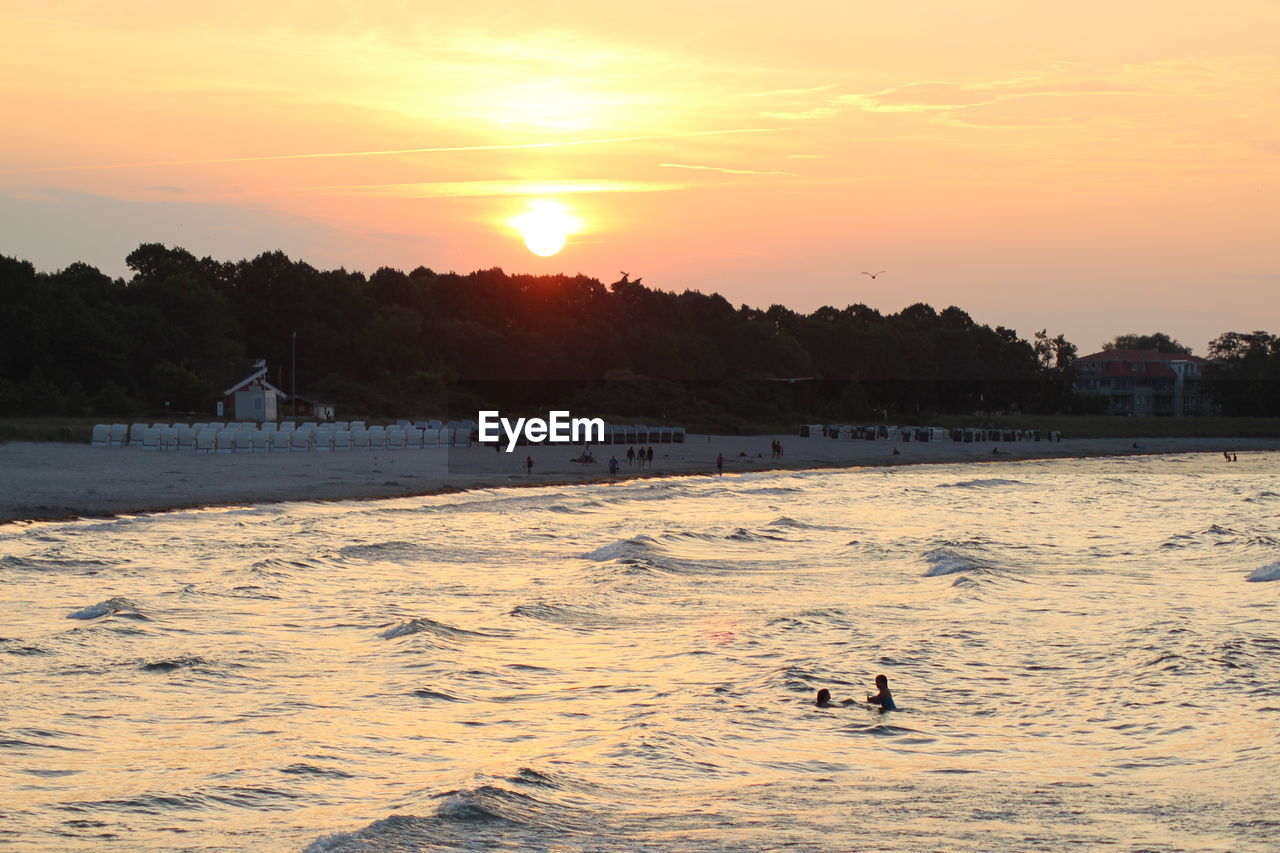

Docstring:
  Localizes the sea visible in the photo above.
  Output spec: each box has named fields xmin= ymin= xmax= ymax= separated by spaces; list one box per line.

xmin=2 ymin=452 xmax=1278 ymax=852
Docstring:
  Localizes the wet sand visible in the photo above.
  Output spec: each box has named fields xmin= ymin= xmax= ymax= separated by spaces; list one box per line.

xmin=2 ymin=434 xmax=1276 ymax=524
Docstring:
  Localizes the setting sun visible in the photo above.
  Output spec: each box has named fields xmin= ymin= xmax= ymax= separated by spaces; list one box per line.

xmin=510 ymin=199 xmax=581 ymax=257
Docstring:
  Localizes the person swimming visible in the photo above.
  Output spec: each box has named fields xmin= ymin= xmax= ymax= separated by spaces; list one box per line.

xmin=866 ymin=674 xmax=897 ymax=711
xmin=815 ymin=688 xmax=856 ymax=708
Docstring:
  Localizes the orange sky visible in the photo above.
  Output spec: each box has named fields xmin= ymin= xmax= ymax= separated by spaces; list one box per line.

xmin=2 ymin=0 xmax=1277 ymax=354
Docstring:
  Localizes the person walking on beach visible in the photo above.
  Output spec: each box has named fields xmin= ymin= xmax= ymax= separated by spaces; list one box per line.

xmin=866 ymin=674 xmax=897 ymax=711
xmin=608 ymin=455 xmax=619 ymax=482
xmin=627 ymin=446 xmax=636 ymax=466
xmin=716 ymin=452 xmax=724 ymax=476
xmin=526 ymin=455 xmax=534 ymax=476
xmin=646 ymin=446 xmax=654 ymax=467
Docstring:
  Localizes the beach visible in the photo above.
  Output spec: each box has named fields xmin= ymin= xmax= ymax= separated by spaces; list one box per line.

xmin=3 ymin=434 xmax=1277 ymax=524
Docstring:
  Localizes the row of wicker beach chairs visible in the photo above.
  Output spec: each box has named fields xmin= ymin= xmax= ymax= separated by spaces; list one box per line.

xmin=92 ymin=421 xmax=474 ymax=452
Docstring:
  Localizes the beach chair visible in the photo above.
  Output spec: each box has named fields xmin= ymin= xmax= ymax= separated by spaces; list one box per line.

xmin=159 ymin=427 xmax=179 ymax=451
xmin=279 ymin=421 xmax=296 ymax=433
xmin=453 ymin=427 xmax=472 ymax=447
xmin=252 ymin=430 xmax=271 ymax=453
xmin=349 ymin=421 xmax=366 ymax=431
xmin=367 ymin=426 xmax=386 ymax=449
xmin=140 ymin=427 xmax=160 ymax=450
xmin=332 ymin=430 xmax=352 ymax=451
xmin=266 ymin=430 xmax=288 ymax=452
xmin=404 ymin=427 xmax=424 ymax=449
xmin=177 ymin=426 xmax=197 ymax=451
xmin=385 ymin=426 xmax=406 ymax=449
xmin=215 ymin=430 xmax=235 ymax=454
xmin=313 ymin=429 xmax=335 ymax=452
xmin=674 ymin=427 xmax=685 ymax=443
xmin=92 ymin=424 xmax=110 ymax=447
xmin=291 ymin=430 xmax=312 ymax=452
xmin=351 ymin=428 xmax=370 ymax=450
xmin=196 ymin=429 xmax=215 ymax=454
xmin=108 ymin=424 xmax=127 ymax=447
xmin=128 ymin=423 xmax=148 ymax=445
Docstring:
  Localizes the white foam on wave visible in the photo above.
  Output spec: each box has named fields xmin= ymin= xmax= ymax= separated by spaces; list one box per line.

xmin=938 ymin=478 xmax=1034 ymax=490
xmin=66 ymin=597 xmax=143 ymax=620
xmin=1246 ymin=561 xmax=1280 ymax=582
xmin=579 ymin=537 xmax=655 ymax=561
xmin=922 ymin=551 xmax=981 ymax=577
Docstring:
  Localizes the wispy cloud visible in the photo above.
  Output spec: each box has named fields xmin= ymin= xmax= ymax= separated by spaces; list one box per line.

xmin=659 ymin=163 xmax=799 ymax=176
xmin=11 ymin=128 xmax=782 ymax=175
xmin=306 ymin=179 xmax=685 ymax=198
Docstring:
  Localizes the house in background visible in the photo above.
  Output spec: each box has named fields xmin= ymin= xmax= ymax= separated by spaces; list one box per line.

xmin=290 ymin=393 xmax=336 ymax=421
xmin=220 ymin=359 xmax=285 ymax=422
xmin=1074 ymin=350 xmax=1212 ymax=416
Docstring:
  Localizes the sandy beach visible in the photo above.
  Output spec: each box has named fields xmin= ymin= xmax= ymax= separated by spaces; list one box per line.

xmin=2 ymin=433 xmax=1277 ymax=525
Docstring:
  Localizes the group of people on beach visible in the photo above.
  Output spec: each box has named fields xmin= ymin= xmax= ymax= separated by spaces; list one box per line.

xmin=627 ymin=446 xmax=655 ymax=468
xmin=816 ymin=674 xmax=897 ymax=712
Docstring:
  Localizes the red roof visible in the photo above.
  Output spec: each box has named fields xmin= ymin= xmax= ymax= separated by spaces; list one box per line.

xmin=1079 ymin=349 xmax=1204 ymax=363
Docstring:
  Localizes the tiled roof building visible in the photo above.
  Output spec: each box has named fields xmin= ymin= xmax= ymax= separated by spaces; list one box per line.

xmin=1074 ymin=350 xmax=1212 ymax=416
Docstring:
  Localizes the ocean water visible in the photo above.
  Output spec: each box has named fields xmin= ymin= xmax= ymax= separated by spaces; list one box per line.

xmin=2 ymin=452 xmax=1278 ymax=852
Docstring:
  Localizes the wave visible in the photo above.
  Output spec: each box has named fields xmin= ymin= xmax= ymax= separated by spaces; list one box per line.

xmin=509 ymin=601 xmax=619 ymax=629
xmin=66 ymin=597 xmax=147 ymax=620
xmin=579 ymin=536 xmax=658 ymax=562
xmin=1246 ymin=561 xmax=1280 ymax=582
xmin=139 ymin=655 xmax=214 ymax=672
xmin=937 ymin=478 xmax=1035 ymax=490
xmin=922 ymin=550 xmax=986 ymax=577
xmin=380 ymin=617 xmax=495 ymax=641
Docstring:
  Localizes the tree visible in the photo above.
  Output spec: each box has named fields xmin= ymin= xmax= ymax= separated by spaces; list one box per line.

xmin=1101 ymin=332 xmax=1192 ymax=354
xmin=1204 ymin=330 xmax=1280 ymax=415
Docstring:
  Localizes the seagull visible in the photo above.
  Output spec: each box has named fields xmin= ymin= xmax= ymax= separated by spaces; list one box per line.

xmin=861 ymin=270 xmax=886 ymax=280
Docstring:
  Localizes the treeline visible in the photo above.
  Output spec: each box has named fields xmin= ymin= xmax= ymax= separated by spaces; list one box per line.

xmin=0 ymin=244 xmax=1271 ymax=426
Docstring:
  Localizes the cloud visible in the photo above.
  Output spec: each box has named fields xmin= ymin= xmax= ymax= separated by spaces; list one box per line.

xmin=658 ymin=163 xmax=800 ymax=176
xmin=307 ymin=179 xmax=685 ymax=198
xmin=756 ymin=76 xmax=1148 ymax=123
xmin=10 ymin=128 xmax=782 ymax=175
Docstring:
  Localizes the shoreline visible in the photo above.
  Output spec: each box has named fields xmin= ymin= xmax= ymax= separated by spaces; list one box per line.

xmin=2 ymin=434 xmax=1277 ymax=525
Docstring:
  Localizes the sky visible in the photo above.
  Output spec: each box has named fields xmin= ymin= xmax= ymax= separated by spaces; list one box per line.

xmin=2 ymin=0 xmax=1277 ymax=355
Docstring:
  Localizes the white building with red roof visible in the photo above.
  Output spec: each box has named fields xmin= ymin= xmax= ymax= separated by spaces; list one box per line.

xmin=1074 ymin=350 xmax=1212 ymax=416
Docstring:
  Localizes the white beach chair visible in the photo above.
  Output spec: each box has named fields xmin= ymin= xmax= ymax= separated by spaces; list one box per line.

xmin=351 ymin=428 xmax=370 ymax=450
xmin=215 ymin=430 xmax=236 ymax=454
xmin=367 ymin=426 xmax=386 ymax=449
xmin=92 ymin=424 xmax=110 ymax=447
xmin=291 ymin=430 xmax=312 ymax=452
xmin=252 ymin=430 xmax=271 ymax=453
xmin=313 ymin=429 xmax=335 ymax=452
xmin=109 ymin=424 xmax=128 ymax=447
xmin=196 ymin=429 xmax=215 ymax=454
xmin=453 ymin=427 xmax=472 ymax=447
xmin=332 ymin=430 xmax=352 ymax=451
xmin=129 ymin=423 xmax=149 ymax=445
xmin=404 ymin=427 xmax=424 ymax=449
xmin=159 ymin=427 xmax=179 ymax=451
xmin=141 ymin=427 xmax=160 ymax=450
xmin=177 ymin=426 xmax=197 ymax=451
xmin=384 ymin=426 xmax=406 ymax=449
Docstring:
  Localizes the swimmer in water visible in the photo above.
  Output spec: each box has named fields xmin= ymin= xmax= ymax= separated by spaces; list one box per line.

xmin=866 ymin=674 xmax=897 ymax=711
xmin=815 ymin=688 xmax=856 ymax=708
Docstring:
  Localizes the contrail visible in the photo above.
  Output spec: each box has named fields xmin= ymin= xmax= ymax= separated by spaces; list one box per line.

xmin=13 ymin=128 xmax=781 ymax=174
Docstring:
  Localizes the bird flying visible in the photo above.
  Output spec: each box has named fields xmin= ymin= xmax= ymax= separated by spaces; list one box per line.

xmin=861 ymin=270 xmax=886 ymax=280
